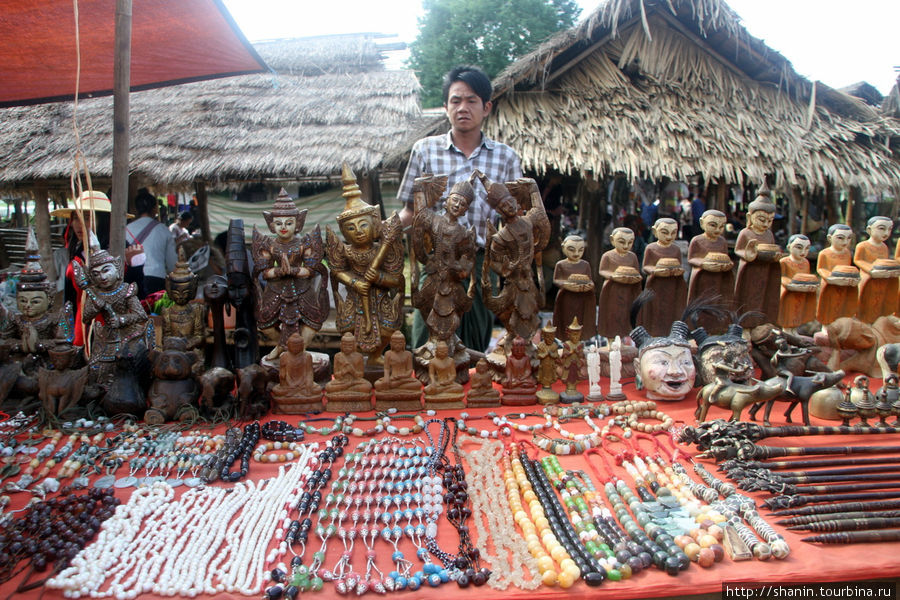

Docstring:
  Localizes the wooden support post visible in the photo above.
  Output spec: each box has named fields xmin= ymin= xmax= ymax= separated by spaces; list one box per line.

xmin=785 ymin=186 xmax=796 ymax=236
xmin=32 ymin=183 xmax=57 ymax=282
xmin=799 ymin=187 xmax=809 ymax=235
xmin=109 ymin=0 xmax=132 ymax=259
xmin=716 ymin=178 xmax=727 ymax=213
xmin=195 ymin=182 xmax=211 ymax=243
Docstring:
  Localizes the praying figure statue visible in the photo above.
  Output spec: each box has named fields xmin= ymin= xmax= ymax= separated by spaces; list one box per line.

xmin=326 ymin=164 xmax=405 ymax=369
xmin=374 ymin=331 xmax=423 ymax=411
xmin=324 ymin=332 xmax=372 ymax=413
xmin=854 ymin=216 xmax=900 ymax=323
xmin=559 ymin=318 xmax=585 ymax=404
xmin=535 ymin=324 xmax=561 ymax=405
xmin=409 ymin=174 xmax=477 ymax=382
xmin=252 ymin=188 xmax=329 ymax=364
xmin=161 ymin=247 xmax=206 ymax=374
xmin=734 ymin=183 xmax=782 ymax=328
xmin=476 ymin=172 xmax=550 ymax=356
xmin=72 ymin=236 xmax=153 ymax=389
xmin=271 ymin=332 xmax=323 ymax=414
xmin=424 ymin=340 xmax=465 ymax=410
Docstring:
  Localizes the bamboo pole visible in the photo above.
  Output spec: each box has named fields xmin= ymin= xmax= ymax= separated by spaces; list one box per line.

xmin=109 ymin=0 xmax=132 ymax=259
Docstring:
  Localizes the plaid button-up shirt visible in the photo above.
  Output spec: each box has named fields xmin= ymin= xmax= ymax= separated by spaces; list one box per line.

xmin=397 ymin=132 xmax=522 ymax=248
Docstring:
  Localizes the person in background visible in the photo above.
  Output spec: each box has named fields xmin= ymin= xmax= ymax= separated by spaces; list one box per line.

xmin=691 ymin=193 xmax=706 ymax=238
xmin=126 ymin=188 xmax=176 ymax=296
xmin=397 ymin=65 xmax=522 ymax=352
xmin=169 ymin=211 xmax=193 ymax=245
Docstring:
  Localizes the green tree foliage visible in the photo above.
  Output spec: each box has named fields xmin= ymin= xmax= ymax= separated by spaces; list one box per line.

xmin=408 ymin=0 xmax=581 ymax=107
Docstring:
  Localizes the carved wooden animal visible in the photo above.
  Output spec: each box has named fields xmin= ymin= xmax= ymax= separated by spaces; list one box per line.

xmin=237 ymin=363 xmax=276 ymax=419
xmin=695 ymin=376 xmax=786 ymax=422
xmin=747 ymin=369 xmax=846 ymax=426
xmin=37 ymin=365 xmax=87 ymax=417
xmin=199 ymin=367 xmax=236 ymax=418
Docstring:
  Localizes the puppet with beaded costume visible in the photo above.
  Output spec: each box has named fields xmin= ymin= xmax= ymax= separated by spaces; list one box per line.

xmin=161 ymin=247 xmax=206 ymax=374
xmin=252 ymin=188 xmax=328 ymax=364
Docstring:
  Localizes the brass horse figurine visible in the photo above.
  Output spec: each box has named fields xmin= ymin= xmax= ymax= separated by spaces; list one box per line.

xmin=695 ymin=376 xmax=786 ymax=422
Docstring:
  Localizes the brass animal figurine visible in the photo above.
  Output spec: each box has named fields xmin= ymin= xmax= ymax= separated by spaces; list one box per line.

xmin=747 ymin=370 xmax=847 ymax=426
xmin=695 ymin=376 xmax=786 ymax=422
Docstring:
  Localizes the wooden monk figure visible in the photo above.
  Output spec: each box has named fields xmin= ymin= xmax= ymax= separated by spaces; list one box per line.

xmin=424 ymin=340 xmax=464 ymax=410
xmin=501 ymin=336 xmax=538 ymax=406
xmin=734 ymin=184 xmax=782 ymax=328
xmin=778 ymin=234 xmax=818 ymax=330
xmin=638 ymin=218 xmax=686 ymax=337
xmin=687 ymin=210 xmax=734 ymax=333
xmin=325 ymin=332 xmax=372 ymax=412
xmin=326 ymin=164 xmax=405 ymax=368
xmin=374 ymin=331 xmax=422 ymax=411
xmin=597 ymin=227 xmax=642 ymax=340
xmin=466 ymin=358 xmax=501 ymax=408
xmin=272 ymin=333 xmax=322 ymax=414
xmin=552 ymin=235 xmax=596 ymax=340
xmin=252 ymin=188 xmax=329 ymax=364
xmin=816 ymin=224 xmax=858 ymax=325
xmin=854 ymin=216 xmax=900 ymax=323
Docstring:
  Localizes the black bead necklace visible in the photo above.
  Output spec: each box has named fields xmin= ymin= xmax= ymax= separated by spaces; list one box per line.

xmin=221 ymin=422 xmax=260 ymax=482
xmin=261 ymin=420 xmax=306 ymax=443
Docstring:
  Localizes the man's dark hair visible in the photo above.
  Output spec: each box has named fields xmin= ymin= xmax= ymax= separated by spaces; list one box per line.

xmin=179 ymin=211 xmax=193 ymax=222
xmin=134 ymin=189 xmax=157 ymax=216
xmin=441 ymin=65 xmax=492 ymax=106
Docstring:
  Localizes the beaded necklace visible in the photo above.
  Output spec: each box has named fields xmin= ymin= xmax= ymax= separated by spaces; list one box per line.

xmin=220 ymin=421 xmax=260 ymax=482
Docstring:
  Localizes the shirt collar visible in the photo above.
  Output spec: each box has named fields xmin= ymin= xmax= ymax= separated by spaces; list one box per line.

xmin=443 ymin=131 xmax=494 ymax=153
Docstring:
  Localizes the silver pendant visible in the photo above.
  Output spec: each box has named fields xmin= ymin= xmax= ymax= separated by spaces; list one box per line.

xmin=115 ymin=476 xmax=138 ymax=488
xmin=140 ymin=476 xmax=164 ymax=487
xmin=184 ymin=477 xmax=203 ymax=488
xmin=166 ymin=478 xmax=183 ymax=488
xmin=94 ymin=475 xmax=116 ymax=489
xmin=72 ymin=476 xmax=90 ymax=488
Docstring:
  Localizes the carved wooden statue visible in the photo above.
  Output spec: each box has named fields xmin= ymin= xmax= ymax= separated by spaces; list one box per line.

xmin=424 ymin=340 xmax=465 ymax=410
xmin=325 ymin=332 xmax=372 ymax=412
xmin=638 ymin=218 xmax=686 ymax=337
xmin=500 ymin=336 xmax=538 ymax=406
xmin=466 ymin=358 xmax=500 ymax=408
xmin=559 ymin=318 xmax=586 ymax=404
xmin=477 ymin=173 xmax=550 ymax=354
xmin=326 ymin=164 xmax=405 ymax=369
xmin=597 ymin=227 xmax=642 ymax=340
xmin=226 ymin=219 xmax=259 ymax=369
xmin=630 ymin=321 xmax=695 ymax=401
xmin=162 ymin=248 xmax=206 ymax=374
xmin=145 ymin=337 xmax=200 ymax=424
xmin=271 ymin=333 xmax=323 ymax=414
xmin=410 ymin=174 xmax=477 ymax=381
xmin=552 ymin=235 xmax=596 ymax=340
xmin=777 ymin=234 xmax=818 ymax=329
xmin=535 ymin=324 xmax=560 ymax=405
xmin=854 ymin=216 xmax=900 ymax=323
xmin=815 ymin=224 xmax=859 ymax=325
xmin=252 ymin=188 xmax=329 ymax=363
xmin=37 ymin=345 xmax=87 ymax=417
xmin=374 ymin=331 xmax=422 ymax=411
xmin=734 ymin=184 xmax=782 ymax=328
xmin=203 ymin=275 xmax=230 ymax=370
xmin=687 ymin=210 xmax=734 ymax=333
xmin=72 ymin=242 xmax=153 ymax=389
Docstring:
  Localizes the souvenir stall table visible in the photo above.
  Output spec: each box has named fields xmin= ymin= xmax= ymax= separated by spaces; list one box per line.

xmin=1 ymin=373 xmax=899 ymax=600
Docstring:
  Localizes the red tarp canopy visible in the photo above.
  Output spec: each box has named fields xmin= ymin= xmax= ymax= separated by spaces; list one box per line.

xmin=0 ymin=0 xmax=266 ymax=107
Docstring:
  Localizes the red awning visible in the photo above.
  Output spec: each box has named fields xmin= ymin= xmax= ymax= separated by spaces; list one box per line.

xmin=0 ymin=0 xmax=266 ymax=107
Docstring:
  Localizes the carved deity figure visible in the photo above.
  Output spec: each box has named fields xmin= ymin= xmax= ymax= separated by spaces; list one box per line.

xmin=272 ymin=333 xmax=322 ymax=413
xmin=630 ymin=321 xmax=695 ymax=401
xmin=687 ymin=210 xmax=734 ymax=333
xmin=597 ymin=227 xmax=642 ymax=340
xmin=777 ymin=234 xmax=818 ymax=329
xmin=162 ymin=247 xmax=206 ymax=374
xmin=410 ymin=174 xmax=477 ymax=359
xmin=325 ymin=332 xmax=372 ymax=412
xmin=466 ymin=358 xmax=500 ymax=408
xmin=477 ymin=172 xmax=550 ymax=353
xmin=854 ymin=216 xmax=900 ymax=323
xmin=72 ymin=239 xmax=152 ymax=388
xmin=374 ymin=331 xmax=422 ymax=411
xmin=252 ymin=189 xmax=329 ymax=363
xmin=501 ymin=336 xmax=538 ymax=406
xmin=559 ymin=318 xmax=585 ymax=403
xmin=607 ymin=335 xmax=626 ymax=401
xmin=552 ymin=235 xmax=597 ymax=340
xmin=734 ymin=184 xmax=782 ymax=328
xmin=424 ymin=340 xmax=465 ymax=409
xmin=815 ymin=224 xmax=859 ymax=325
xmin=326 ymin=164 xmax=405 ymax=366
xmin=535 ymin=324 xmax=560 ymax=404
xmin=638 ymin=218 xmax=686 ymax=337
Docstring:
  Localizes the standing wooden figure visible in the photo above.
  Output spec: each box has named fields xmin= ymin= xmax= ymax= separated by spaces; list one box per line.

xmin=536 ymin=324 xmax=561 ymax=405
xmin=559 ymin=318 xmax=585 ymax=404
xmin=552 ymin=235 xmax=596 ymax=341
xmin=815 ymin=224 xmax=859 ymax=325
xmin=638 ymin=218 xmax=686 ymax=337
xmin=597 ymin=227 xmax=642 ymax=340
xmin=734 ymin=184 xmax=782 ymax=328
xmin=687 ymin=210 xmax=734 ymax=333
xmin=854 ymin=216 xmax=900 ymax=323
xmin=778 ymin=234 xmax=818 ymax=329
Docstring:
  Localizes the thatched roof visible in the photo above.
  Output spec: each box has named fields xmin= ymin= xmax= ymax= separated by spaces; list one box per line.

xmin=0 ymin=34 xmax=422 ymax=193
xmin=482 ymin=0 xmax=900 ymax=193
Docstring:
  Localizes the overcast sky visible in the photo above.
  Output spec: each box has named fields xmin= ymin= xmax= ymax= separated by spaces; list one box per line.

xmin=222 ymin=0 xmax=898 ymax=95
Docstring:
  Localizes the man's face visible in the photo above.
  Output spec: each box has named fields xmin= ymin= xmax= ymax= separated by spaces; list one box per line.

xmin=867 ymin=220 xmax=893 ymax=244
xmin=445 ymin=81 xmax=491 ymax=136
xmin=830 ymin=230 xmax=852 ymax=251
xmin=17 ymin=290 xmax=49 ymax=319
xmin=640 ymin=345 xmax=695 ymax=400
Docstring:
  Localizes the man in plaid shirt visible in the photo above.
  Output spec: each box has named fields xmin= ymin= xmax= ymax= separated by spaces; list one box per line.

xmin=398 ymin=65 xmax=522 ymax=353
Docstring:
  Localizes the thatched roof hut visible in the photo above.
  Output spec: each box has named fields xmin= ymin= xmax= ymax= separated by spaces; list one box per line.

xmin=480 ymin=0 xmax=900 ymax=196
xmin=0 ymin=33 xmax=421 ymax=193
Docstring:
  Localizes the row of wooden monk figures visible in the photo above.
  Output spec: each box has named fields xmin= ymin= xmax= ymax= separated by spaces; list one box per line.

xmin=553 ymin=208 xmax=900 ymax=346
